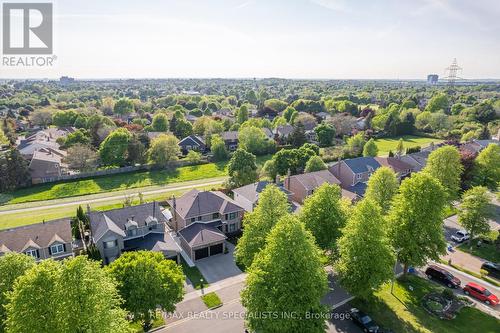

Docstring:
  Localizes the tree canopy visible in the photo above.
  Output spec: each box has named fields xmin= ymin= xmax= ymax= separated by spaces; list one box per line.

xmin=364 ymin=166 xmax=399 ymax=212
xmin=423 ymin=145 xmax=463 ymax=200
xmin=227 ymin=149 xmax=258 ymax=188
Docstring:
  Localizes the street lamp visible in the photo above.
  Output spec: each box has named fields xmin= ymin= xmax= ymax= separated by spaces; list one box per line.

xmin=391 ymin=249 xmax=401 ymax=295
xmin=200 ymin=278 xmax=204 ymax=295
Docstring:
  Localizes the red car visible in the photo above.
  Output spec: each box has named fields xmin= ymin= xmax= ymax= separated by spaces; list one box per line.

xmin=463 ymin=282 xmax=499 ymax=305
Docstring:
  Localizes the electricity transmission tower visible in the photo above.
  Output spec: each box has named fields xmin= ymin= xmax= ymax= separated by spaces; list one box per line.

xmin=443 ymin=58 xmax=463 ymax=86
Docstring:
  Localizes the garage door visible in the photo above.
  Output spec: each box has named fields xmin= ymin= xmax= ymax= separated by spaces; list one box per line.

xmin=209 ymin=243 xmax=223 ymax=256
xmin=195 ymin=247 xmax=209 ymax=260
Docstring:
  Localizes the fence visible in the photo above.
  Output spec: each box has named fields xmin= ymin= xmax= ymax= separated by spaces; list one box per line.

xmin=34 ymin=158 xmax=210 ymax=184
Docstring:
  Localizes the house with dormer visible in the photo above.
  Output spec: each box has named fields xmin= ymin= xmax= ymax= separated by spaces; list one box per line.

xmin=0 ymin=218 xmax=74 ymax=261
xmin=87 ymin=202 xmax=181 ymax=265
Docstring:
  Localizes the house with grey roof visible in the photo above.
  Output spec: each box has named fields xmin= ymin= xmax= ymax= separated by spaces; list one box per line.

xmin=29 ymin=148 xmax=68 ymax=184
xmin=178 ymin=135 xmax=207 ymax=155
xmin=167 ymin=190 xmax=245 ymax=261
xmin=87 ymin=202 xmax=181 ymax=265
xmin=329 ymin=156 xmax=412 ymax=197
xmin=0 ymin=218 xmax=74 ymax=261
xmin=220 ymin=131 xmax=239 ymax=151
xmin=232 ymin=181 xmax=293 ymax=212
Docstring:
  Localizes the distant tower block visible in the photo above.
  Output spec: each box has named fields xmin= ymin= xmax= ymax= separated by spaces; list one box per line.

xmin=444 ymin=58 xmax=463 ymax=86
xmin=427 ymin=74 xmax=438 ymax=84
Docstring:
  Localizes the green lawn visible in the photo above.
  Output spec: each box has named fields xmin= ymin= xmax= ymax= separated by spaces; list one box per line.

xmin=457 ymin=231 xmax=500 ymax=263
xmin=129 ymin=311 xmax=165 ymax=332
xmin=201 ymin=292 xmax=222 ymax=309
xmin=374 ymin=135 xmax=443 ymax=156
xmin=0 ymin=185 xmax=216 ymax=230
xmin=351 ymin=275 xmax=500 ymax=333
xmin=180 ymin=258 xmax=208 ymax=290
xmin=0 ymin=155 xmax=272 ymax=205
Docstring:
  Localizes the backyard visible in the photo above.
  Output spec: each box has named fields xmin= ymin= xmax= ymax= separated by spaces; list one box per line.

xmin=374 ymin=135 xmax=443 ymax=156
xmin=0 ymin=155 xmax=272 ymax=205
xmin=351 ymin=275 xmax=500 ymax=333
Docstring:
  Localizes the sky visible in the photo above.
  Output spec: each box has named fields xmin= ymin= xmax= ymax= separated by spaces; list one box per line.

xmin=1 ymin=0 xmax=500 ymax=79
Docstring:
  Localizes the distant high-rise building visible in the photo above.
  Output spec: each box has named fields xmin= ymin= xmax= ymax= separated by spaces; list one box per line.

xmin=59 ymin=76 xmax=75 ymax=85
xmin=427 ymin=74 xmax=438 ymax=84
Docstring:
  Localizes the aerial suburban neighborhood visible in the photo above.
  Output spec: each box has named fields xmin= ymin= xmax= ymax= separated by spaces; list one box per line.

xmin=0 ymin=1 xmax=500 ymax=333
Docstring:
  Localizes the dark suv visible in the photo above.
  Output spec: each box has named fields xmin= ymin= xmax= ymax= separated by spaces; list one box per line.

xmin=481 ymin=262 xmax=500 ymax=279
xmin=425 ymin=265 xmax=461 ymax=288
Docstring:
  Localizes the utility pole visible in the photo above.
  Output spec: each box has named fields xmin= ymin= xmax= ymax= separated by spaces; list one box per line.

xmin=443 ymin=58 xmax=463 ymax=86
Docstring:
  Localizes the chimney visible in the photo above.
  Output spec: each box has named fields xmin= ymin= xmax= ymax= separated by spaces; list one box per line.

xmin=172 ymin=196 xmax=178 ymax=233
xmin=86 ymin=204 xmax=91 ymax=215
xmin=152 ymin=201 xmax=156 ymax=217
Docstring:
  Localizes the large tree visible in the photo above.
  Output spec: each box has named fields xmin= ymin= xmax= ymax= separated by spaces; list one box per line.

xmin=147 ymin=134 xmax=180 ymax=167
xmin=298 ymin=183 xmax=346 ymax=250
xmin=235 ymin=184 xmax=289 ymax=268
xmin=364 ymin=166 xmax=399 ymax=212
xmin=423 ymin=145 xmax=463 ymax=200
xmin=151 ymin=113 xmax=169 ymax=132
xmin=238 ymin=126 xmax=272 ymax=156
xmin=362 ymin=138 xmax=378 ymax=157
xmin=335 ymin=199 xmax=395 ymax=298
xmin=304 ymin=155 xmax=327 ymax=173
xmin=227 ymin=149 xmax=258 ymax=188
xmin=473 ymin=144 xmax=500 ymax=191
xmin=64 ymin=144 xmax=98 ymax=172
xmin=113 ymin=98 xmax=134 ymax=116
xmin=388 ymin=172 xmax=447 ymax=273
xmin=0 ymin=149 xmax=31 ymax=192
xmin=210 ymin=134 xmax=229 ymax=161
xmin=241 ymin=215 xmax=328 ymax=333
xmin=314 ymin=123 xmax=335 ymax=146
xmin=5 ymin=257 xmax=129 ymax=333
xmin=99 ymin=128 xmax=131 ymax=166
xmin=458 ymin=186 xmax=492 ymax=247
xmin=0 ymin=253 xmax=35 ymax=332
xmin=108 ymin=251 xmax=184 ymax=330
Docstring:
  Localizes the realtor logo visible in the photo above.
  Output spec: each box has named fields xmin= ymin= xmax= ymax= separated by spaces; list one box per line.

xmin=2 ymin=2 xmax=53 ymax=54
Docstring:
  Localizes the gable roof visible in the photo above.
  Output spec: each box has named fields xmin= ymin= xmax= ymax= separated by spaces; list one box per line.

xmin=178 ymin=222 xmax=227 ymax=248
xmin=276 ymin=124 xmax=294 ymax=137
xmin=347 ymin=182 xmax=368 ymax=197
xmin=88 ymin=202 xmax=166 ymax=242
xmin=179 ymin=135 xmax=205 ymax=147
xmin=168 ymin=190 xmax=244 ymax=219
xmin=288 ymin=170 xmax=341 ymax=191
xmin=0 ymin=218 xmax=72 ymax=254
xmin=374 ymin=157 xmax=413 ymax=173
xmin=232 ymin=181 xmax=291 ymax=203
xmin=343 ymin=157 xmax=381 ymax=174
xmin=220 ymin=131 xmax=238 ymax=142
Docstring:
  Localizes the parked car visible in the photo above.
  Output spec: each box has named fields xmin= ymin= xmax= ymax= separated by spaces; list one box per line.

xmin=451 ymin=230 xmax=470 ymax=243
xmin=481 ymin=262 xmax=500 ymax=279
xmin=463 ymin=282 xmax=499 ymax=305
xmin=350 ymin=308 xmax=379 ymax=333
xmin=425 ymin=265 xmax=461 ymax=288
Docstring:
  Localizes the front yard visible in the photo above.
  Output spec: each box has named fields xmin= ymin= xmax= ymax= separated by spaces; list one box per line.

xmin=457 ymin=231 xmax=500 ymax=263
xmin=180 ymin=258 xmax=208 ymax=290
xmin=351 ymin=275 xmax=500 ymax=333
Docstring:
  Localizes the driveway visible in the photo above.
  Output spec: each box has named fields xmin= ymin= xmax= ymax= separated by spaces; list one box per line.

xmin=195 ymin=242 xmax=242 ymax=284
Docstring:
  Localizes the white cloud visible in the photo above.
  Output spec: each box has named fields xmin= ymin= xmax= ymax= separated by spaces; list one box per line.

xmin=309 ymin=0 xmax=349 ymax=12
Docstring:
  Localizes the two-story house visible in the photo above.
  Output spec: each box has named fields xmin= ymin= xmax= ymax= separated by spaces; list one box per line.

xmin=232 ymin=181 xmax=293 ymax=212
xmin=220 ymin=131 xmax=239 ymax=151
xmin=167 ymin=190 xmax=245 ymax=261
xmin=88 ymin=202 xmax=181 ymax=265
xmin=329 ymin=156 xmax=413 ymax=197
xmin=0 ymin=218 xmax=74 ymax=261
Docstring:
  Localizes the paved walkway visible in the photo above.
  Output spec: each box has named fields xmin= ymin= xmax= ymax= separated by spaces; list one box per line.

xmin=442 ymin=247 xmax=488 ymax=273
xmin=0 ymin=178 xmax=226 ymax=214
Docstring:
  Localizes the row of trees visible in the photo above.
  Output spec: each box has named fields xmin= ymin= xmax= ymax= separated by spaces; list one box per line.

xmin=0 ymin=251 xmax=184 ymax=332
xmin=235 ymin=144 xmax=498 ymax=331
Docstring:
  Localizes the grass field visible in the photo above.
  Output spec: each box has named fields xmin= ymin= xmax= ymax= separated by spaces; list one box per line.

xmin=374 ymin=135 xmax=443 ymax=156
xmin=0 ymin=155 xmax=272 ymax=206
xmin=0 ymin=185 xmax=216 ymax=230
xmin=351 ymin=275 xmax=500 ymax=333
xmin=201 ymin=292 xmax=222 ymax=308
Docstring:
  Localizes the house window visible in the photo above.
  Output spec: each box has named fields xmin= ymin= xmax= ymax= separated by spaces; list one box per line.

xmin=191 ymin=217 xmax=196 ymax=223
xmin=212 ymin=213 xmax=220 ymax=219
xmin=229 ymin=212 xmax=237 ymax=220
xmin=103 ymin=240 xmax=118 ymax=249
xmin=128 ymin=228 xmax=137 ymax=237
xmin=50 ymin=244 xmax=65 ymax=255
xmin=197 ymin=216 xmax=202 ymax=221
xmin=357 ymin=174 xmax=362 ymax=179
xmin=25 ymin=249 xmax=39 ymax=259
xmin=228 ymin=223 xmax=236 ymax=232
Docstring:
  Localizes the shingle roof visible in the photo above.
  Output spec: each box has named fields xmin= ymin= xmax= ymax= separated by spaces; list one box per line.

xmin=232 ymin=181 xmax=291 ymax=203
xmin=288 ymin=170 xmax=341 ymax=190
xmin=0 ymin=218 xmax=72 ymax=254
xmin=88 ymin=202 xmax=166 ymax=242
xmin=347 ymin=182 xmax=368 ymax=197
xmin=374 ymin=157 xmax=412 ymax=173
xmin=220 ymin=131 xmax=239 ymax=141
xmin=179 ymin=135 xmax=205 ymax=146
xmin=178 ymin=222 xmax=227 ymax=248
xmin=343 ymin=157 xmax=381 ymax=174
xmin=168 ymin=190 xmax=244 ymax=219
